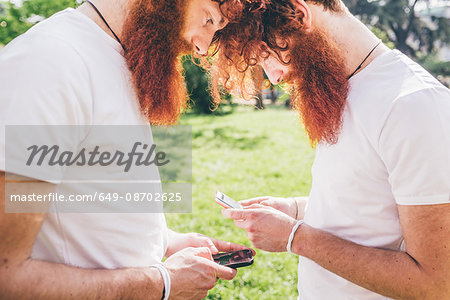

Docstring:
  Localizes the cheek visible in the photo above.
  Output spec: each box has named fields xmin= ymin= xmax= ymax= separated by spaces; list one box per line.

xmin=262 ymin=60 xmax=280 ymax=76
xmin=265 ymin=56 xmax=282 ymax=70
xmin=181 ymin=22 xmax=192 ymax=42
xmin=182 ymin=17 xmax=200 ymax=42
xmin=280 ymin=64 xmax=290 ymax=75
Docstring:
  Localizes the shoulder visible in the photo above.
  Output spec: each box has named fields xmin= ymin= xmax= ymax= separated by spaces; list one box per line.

xmin=0 ymin=10 xmax=90 ymax=76
xmin=346 ymin=50 xmax=449 ymax=145
xmin=379 ymin=85 xmax=450 ymax=149
xmin=0 ymin=17 xmax=94 ymax=126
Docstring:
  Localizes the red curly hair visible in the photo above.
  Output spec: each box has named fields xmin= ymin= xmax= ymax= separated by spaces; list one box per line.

xmin=210 ymin=0 xmax=349 ymax=146
xmin=209 ymin=0 xmax=344 ymax=94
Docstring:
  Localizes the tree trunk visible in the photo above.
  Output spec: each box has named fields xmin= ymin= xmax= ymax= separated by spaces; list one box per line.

xmin=270 ymin=87 xmax=277 ymax=104
xmin=253 ymin=66 xmax=265 ymax=110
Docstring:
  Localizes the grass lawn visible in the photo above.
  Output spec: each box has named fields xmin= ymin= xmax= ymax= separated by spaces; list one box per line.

xmin=166 ymin=106 xmax=316 ymax=299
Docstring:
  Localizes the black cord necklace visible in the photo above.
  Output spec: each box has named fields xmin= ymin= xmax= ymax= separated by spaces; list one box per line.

xmin=85 ymin=0 xmax=125 ymax=51
xmin=347 ymin=40 xmax=382 ymax=79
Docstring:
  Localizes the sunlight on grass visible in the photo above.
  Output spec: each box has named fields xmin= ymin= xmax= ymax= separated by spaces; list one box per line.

xmin=166 ymin=106 xmax=315 ymax=299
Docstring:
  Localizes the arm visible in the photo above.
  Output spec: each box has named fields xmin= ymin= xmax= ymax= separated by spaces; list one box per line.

xmin=0 ymin=171 xmax=164 ymax=300
xmin=291 ymin=203 xmax=450 ymax=299
xmin=223 ymin=203 xmax=450 ymax=299
xmin=0 ymin=172 xmax=237 ymax=300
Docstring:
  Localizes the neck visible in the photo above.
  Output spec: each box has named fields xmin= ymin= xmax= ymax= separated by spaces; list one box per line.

xmin=77 ymin=0 xmax=129 ymax=43
xmin=310 ymin=4 xmax=390 ymax=78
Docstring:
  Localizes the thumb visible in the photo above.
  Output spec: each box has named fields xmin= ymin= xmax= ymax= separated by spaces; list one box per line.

xmin=245 ymin=203 xmax=266 ymax=209
xmin=239 ymin=196 xmax=269 ymax=207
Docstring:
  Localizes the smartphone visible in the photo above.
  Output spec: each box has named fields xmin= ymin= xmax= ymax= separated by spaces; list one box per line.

xmin=213 ymin=249 xmax=254 ymax=269
xmin=215 ymin=191 xmax=243 ymax=209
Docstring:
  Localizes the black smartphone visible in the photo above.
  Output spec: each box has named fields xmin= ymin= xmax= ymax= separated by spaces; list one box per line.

xmin=212 ymin=249 xmax=254 ymax=269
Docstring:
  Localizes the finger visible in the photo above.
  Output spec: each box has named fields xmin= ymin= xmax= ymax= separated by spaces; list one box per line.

xmin=195 ymin=233 xmax=219 ymax=254
xmin=207 ymin=239 xmax=219 ymax=254
xmin=245 ymin=203 xmax=267 ymax=210
xmin=209 ymin=238 xmax=256 ymax=255
xmin=201 ymin=238 xmax=219 ymax=254
xmin=191 ymin=247 xmax=213 ymax=261
xmin=188 ymin=233 xmax=219 ymax=253
xmin=222 ymin=208 xmax=247 ymax=220
xmin=239 ymin=196 xmax=270 ymax=207
xmin=259 ymin=200 xmax=274 ymax=207
xmin=213 ymin=263 xmax=237 ymax=280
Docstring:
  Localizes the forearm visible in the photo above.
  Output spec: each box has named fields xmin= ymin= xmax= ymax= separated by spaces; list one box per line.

xmin=0 ymin=258 xmax=163 ymax=300
xmin=293 ymin=225 xmax=443 ymax=299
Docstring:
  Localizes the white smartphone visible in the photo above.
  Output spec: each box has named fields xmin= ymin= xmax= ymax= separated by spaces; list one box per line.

xmin=215 ymin=191 xmax=243 ymax=209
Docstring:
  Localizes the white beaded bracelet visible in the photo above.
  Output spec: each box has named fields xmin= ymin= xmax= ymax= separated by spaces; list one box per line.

xmin=286 ymin=220 xmax=304 ymax=253
xmin=152 ymin=263 xmax=171 ymax=300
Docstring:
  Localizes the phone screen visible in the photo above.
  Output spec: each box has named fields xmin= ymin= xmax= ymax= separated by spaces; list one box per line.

xmin=213 ymin=249 xmax=254 ymax=269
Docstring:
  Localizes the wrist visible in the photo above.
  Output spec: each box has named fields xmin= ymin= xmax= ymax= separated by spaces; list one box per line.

xmin=290 ymin=223 xmax=311 ymax=256
xmin=152 ymin=264 xmax=171 ymax=300
xmin=165 ymin=230 xmax=182 ymax=257
xmin=285 ymin=197 xmax=298 ymax=219
xmin=293 ymin=197 xmax=300 ymax=220
xmin=294 ymin=197 xmax=307 ymax=220
xmin=286 ymin=219 xmax=303 ymax=253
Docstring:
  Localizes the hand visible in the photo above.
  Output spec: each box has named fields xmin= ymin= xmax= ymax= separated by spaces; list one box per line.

xmin=240 ymin=196 xmax=298 ymax=219
xmin=164 ymin=247 xmax=237 ymax=300
xmin=166 ymin=230 xmax=255 ymax=257
xmin=222 ymin=204 xmax=297 ymax=252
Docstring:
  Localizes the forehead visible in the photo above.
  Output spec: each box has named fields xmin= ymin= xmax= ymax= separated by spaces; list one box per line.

xmin=185 ymin=0 xmax=227 ymax=26
xmin=186 ymin=0 xmax=222 ymax=16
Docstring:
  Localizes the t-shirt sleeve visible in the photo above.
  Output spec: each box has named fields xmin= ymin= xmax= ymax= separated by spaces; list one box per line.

xmin=0 ymin=32 xmax=93 ymax=182
xmin=378 ymin=87 xmax=450 ymax=205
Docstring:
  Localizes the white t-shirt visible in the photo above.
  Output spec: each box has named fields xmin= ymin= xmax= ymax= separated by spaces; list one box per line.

xmin=298 ymin=50 xmax=450 ymax=299
xmin=0 ymin=8 xmax=168 ymax=268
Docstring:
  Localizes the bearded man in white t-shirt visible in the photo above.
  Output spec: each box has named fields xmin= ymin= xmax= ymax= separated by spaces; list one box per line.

xmin=0 ymin=0 xmax=253 ymax=299
xmin=215 ymin=0 xmax=450 ymax=299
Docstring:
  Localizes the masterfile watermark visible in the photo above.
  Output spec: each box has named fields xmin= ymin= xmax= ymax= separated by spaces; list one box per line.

xmin=5 ymin=125 xmax=192 ymax=213
xmin=26 ymin=142 xmax=170 ymax=172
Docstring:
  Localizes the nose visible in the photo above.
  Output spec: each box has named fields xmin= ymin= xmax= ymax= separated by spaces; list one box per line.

xmin=261 ymin=58 xmax=284 ymax=85
xmin=264 ymin=67 xmax=284 ymax=85
xmin=192 ymin=35 xmax=213 ymax=55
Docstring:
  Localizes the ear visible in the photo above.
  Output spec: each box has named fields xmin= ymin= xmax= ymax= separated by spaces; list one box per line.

xmin=291 ymin=0 xmax=312 ymax=30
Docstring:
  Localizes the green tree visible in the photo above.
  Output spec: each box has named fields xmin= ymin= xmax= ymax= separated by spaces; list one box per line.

xmin=344 ymin=0 xmax=450 ymax=59
xmin=183 ymin=56 xmax=233 ymax=114
xmin=0 ymin=0 xmax=79 ymax=45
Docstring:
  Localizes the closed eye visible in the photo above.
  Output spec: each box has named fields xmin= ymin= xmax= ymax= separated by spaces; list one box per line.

xmin=206 ymin=16 xmax=214 ymax=25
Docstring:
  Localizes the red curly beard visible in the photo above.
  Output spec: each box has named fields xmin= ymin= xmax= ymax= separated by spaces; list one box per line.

xmin=285 ymin=28 xmax=349 ymax=146
xmin=122 ymin=0 xmax=191 ymax=125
